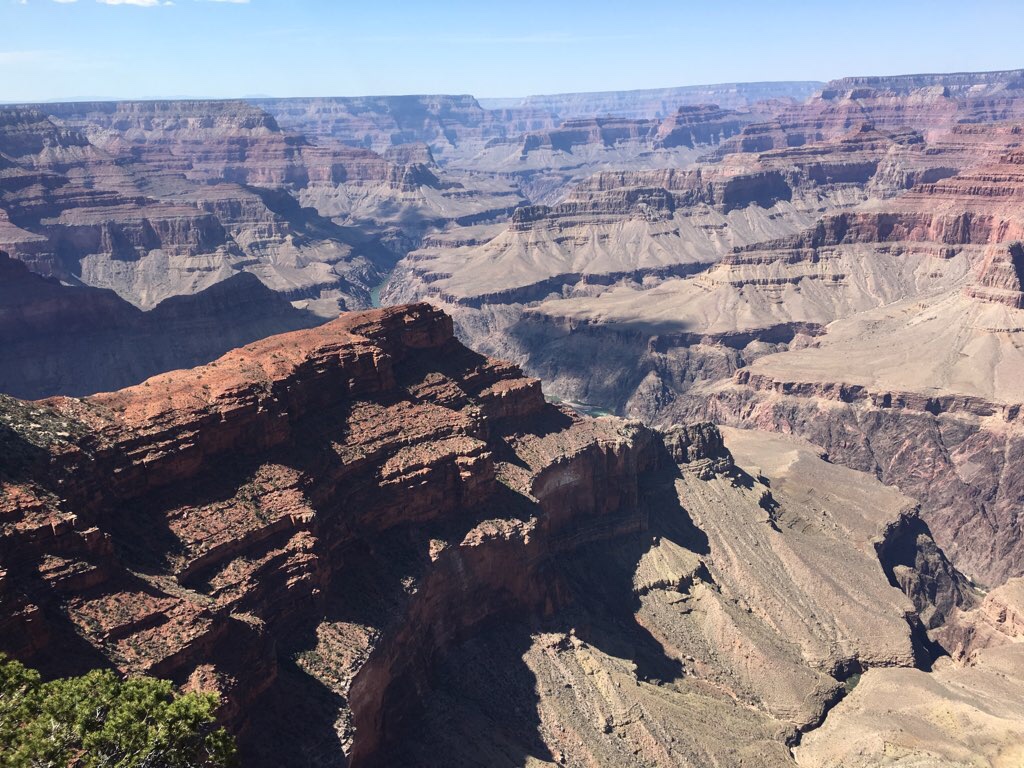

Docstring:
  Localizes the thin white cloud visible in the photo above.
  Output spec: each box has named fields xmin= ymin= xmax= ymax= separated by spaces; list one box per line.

xmin=0 ymin=50 xmax=53 ymax=64
xmin=362 ymin=32 xmax=643 ymax=45
xmin=95 ymin=0 xmax=163 ymax=5
xmin=0 ymin=49 xmax=112 ymax=78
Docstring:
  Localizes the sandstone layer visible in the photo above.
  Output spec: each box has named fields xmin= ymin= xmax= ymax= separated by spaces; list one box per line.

xmin=0 ymin=304 xmax=974 ymax=766
xmin=387 ymin=71 xmax=1024 ymax=588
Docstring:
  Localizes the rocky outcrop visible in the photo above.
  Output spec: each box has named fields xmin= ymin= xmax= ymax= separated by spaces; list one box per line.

xmin=655 ymin=104 xmax=748 ymax=148
xmin=0 ymin=303 xmax=666 ymax=765
xmin=503 ymin=106 xmax=748 ymax=158
xmin=934 ymin=578 xmax=1024 ymax=662
xmin=874 ymin=509 xmax=975 ymax=629
xmin=0 ymin=302 xmax=975 ymax=766
xmin=965 ymin=241 xmax=1024 ymax=307
xmin=795 ymin=576 xmax=1024 ymax=768
xmin=659 ymin=422 xmax=734 ymax=477
xmin=518 ymin=117 xmax=660 ymax=156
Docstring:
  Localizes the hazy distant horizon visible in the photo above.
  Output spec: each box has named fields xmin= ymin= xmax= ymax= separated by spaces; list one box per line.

xmin=3 ymin=78 xmax=830 ymax=106
xmin=9 ymin=66 xmax=1024 ymax=108
xmin=2 ymin=0 xmax=1023 ymax=103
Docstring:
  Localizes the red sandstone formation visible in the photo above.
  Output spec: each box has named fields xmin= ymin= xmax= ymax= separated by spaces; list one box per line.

xmin=0 ymin=303 xmax=663 ymax=764
xmin=1 ymin=302 xmax=972 ymax=766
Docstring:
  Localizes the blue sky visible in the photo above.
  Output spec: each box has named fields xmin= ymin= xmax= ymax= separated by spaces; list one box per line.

xmin=2 ymin=0 xmax=1022 ymax=102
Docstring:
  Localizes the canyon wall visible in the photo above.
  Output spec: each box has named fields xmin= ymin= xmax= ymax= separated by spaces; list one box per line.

xmin=386 ymin=71 xmax=1024 ymax=589
xmin=0 ymin=304 xmax=975 ymax=766
xmin=479 ymin=81 xmax=823 ymax=118
xmin=0 ymin=251 xmax=317 ymax=399
xmin=4 ymin=72 xmax=1024 ymax=764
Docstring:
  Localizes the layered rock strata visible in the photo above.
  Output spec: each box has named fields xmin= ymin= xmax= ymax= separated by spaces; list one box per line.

xmin=0 ymin=304 xmax=970 ymax=766
xmin=0 ymin=304 xmax=656 ymax=764
xmin=479 ymin=81 xmax=823 ymax=119
xmin=387 ymin=79 xmax=1024 ymax=588
xmin=0 ymin=100 xmax=525 ymax=317
xmin=717 ymin=69 xmax=1024 ymax=156
xmin=256 ymin=86 xmax=818 ymax=161
xmin=373 ymin=427 xmax=971 ymax=766
xmin=0 ymin=251 xmax=316 ymax=399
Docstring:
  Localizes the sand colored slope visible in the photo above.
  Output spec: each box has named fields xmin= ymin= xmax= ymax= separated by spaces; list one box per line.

xmin=748 ymin=288 xmax=1024 ymax=405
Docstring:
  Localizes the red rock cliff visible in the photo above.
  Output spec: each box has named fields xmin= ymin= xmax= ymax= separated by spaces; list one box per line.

xmin=0 ymin=303 xmax=659 ymax=765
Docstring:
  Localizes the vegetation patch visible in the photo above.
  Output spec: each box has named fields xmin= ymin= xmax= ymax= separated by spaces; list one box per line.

xmin=0 ymin=655 xmax=236 ymax=767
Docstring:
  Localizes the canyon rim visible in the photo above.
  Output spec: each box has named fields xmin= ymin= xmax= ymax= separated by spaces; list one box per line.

xmin=3 ymin=2 xmax=1024 ymax=766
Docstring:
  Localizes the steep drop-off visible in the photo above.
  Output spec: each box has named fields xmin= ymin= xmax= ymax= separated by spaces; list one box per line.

xmin=387 ymin=72 xmax=1024 ymax=588
xmin=0 ymin=251 xmax=318 ymax=399
xmin=0 ymin=304 xmax=981 ymax=766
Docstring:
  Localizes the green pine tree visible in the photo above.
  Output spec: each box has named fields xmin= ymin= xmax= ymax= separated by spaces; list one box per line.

xmin=0 ymin=655 xmax=236 ymax=768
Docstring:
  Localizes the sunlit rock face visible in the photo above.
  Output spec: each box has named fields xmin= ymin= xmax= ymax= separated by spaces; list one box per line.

xmin=0 ymin=301 xmax=973 ymax=766
xmin=3 ymin=70 xmax=1024 ymax=767
xmin=386 ymin=72 xmax=1024 ymax=587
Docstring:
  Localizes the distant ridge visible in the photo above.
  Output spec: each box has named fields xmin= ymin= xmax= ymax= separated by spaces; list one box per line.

xmin=479 ymin=81 xmax=824 ymax=118
xmin=823 ymin=67 xmax=1024 ymax=91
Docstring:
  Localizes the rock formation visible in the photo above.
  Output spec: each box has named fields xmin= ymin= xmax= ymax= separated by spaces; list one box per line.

xmin=5 ymin=70 xmax=1024 ymax=766
xmin=0 ymin=304 xmax=650 ymax=763
xmin=0 ymin=251 xmax=316 ymax=399
xmin=255 ymin=85 xmax=819 ymax=160
xmin=254 ymin=94 xmax=559 ymax=160
xmin=796 ymin=577 xmax=1024 ymax=767
xmin=387 ymin=71 xmax=1024 ymax=589
xmin=0 ymin=99 xmax=527 ymax=316
xmin=479 ymin=81 xmax=823 ymax=119
xmin=0 ymin=304 xmax=977 ymax=766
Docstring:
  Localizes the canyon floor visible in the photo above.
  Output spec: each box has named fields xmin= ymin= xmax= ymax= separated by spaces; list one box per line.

xmin=2 ymin=70 xmax=1024 ymax=766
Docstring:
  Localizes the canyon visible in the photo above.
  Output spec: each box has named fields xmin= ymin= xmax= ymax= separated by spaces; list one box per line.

xmin=2 ymin=69 xmax=1024 ymax=766
xmin=389 ymin=70 xmax=1024 ymax=589
xmin=1 ymin=304 xmax=1011 ymax=766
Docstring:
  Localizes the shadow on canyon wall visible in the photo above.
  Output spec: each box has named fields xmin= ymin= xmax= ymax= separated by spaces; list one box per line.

xmin=366 ymin=458 xmax=708 ymax=768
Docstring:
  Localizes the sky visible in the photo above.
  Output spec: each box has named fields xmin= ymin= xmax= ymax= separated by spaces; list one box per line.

xmin=1 ymin=0 xmax=1023 ymax=103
